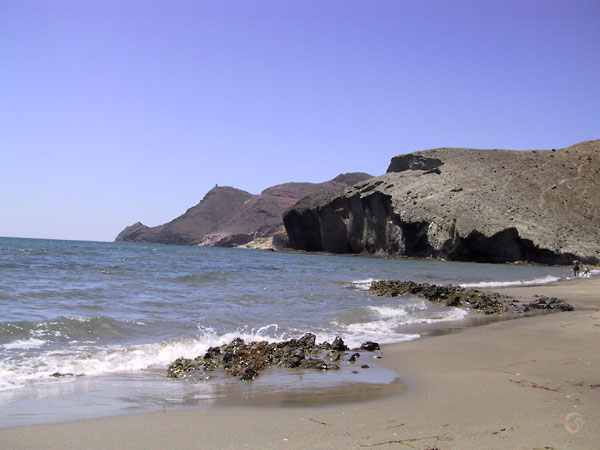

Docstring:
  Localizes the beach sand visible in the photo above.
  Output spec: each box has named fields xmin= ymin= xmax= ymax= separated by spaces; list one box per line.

xmin=1 ymin=277 xmax=599 ymax=449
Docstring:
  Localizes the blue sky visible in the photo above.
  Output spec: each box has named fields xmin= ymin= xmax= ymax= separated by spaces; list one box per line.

xmin=2 ymin=0 xmax=599 ymax=242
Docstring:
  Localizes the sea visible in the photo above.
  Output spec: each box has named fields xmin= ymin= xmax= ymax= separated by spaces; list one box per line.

xmin=0 ymin=237 xmax=576 ymax=427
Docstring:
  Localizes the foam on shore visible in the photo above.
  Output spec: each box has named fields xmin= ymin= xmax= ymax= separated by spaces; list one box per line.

xmin=460 ymin=274 xmax=562 ymax=288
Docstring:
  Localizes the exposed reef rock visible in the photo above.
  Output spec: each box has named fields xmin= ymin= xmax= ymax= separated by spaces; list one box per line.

xmin=116 ymin=173 xmax=371 ymax=247
xmin=167 ymin=334 xmax=380 ymax=381
xmin=369 ymin=280 xmax=573 ymax=314
xmin=283 ymin=140 xmax=600 ymax=264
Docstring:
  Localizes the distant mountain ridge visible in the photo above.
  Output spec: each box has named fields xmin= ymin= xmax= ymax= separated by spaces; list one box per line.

xmin=115 ymin=173 xmax=372 ymax=247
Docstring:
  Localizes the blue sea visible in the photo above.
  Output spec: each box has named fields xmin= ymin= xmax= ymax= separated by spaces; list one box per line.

xmin=0 ymin=237 xmax=572 ymax=427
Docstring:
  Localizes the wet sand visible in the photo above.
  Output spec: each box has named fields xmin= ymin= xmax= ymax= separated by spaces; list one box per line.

xmin=1 ymin=277 xmax=599 ymax=449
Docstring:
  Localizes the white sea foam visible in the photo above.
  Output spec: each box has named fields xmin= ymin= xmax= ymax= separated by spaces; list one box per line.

xmin=338 ymin=321 xmax=420 ymax=345
xmin=368 ymin=306 xmax=409 ymax=319
xmin=0 ymin=324 xmax=291 ymax=392
xmin=369 ymin=306 xmax=468 ymax=327
xmin=2 ymin=338 xmax=46 ymax=350
xmin=0 ymin=304 xmax=467 ymax=392
xmin=340 ymin=310 xmax=466 ymax=340
xmin=316 ymin=322 xmax=420 ymax=348
xmin=368 ymin=301 xmax=428 ymax=319
xmin=350 ymin=278 xmax=378 ymax=291
xmin=330 ymin=302 xmax=468 ymax=348
xmin=460 ymin=275 xmax=561 ymax=288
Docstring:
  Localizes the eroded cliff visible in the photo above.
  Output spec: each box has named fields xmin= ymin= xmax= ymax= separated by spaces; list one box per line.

xmin=283 ymin=140 xmax=600 ymax=264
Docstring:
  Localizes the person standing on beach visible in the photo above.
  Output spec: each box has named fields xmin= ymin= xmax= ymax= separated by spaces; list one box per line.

xmin=572 ymin=260 xmax=581 ymax=277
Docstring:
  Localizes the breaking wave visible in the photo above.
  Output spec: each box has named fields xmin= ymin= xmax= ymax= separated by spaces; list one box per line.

xmin=0 ymin=324 xmax=288 ymax=392
xmin=0 ymin=308 xmax=469 ymax=392
xmin=331 ymin=300 xmax=468 ymax=347
xmin=460 ymin=275 xmax=561 ymax=288
xmin=349 ymin=278 xmax=378 ymax=291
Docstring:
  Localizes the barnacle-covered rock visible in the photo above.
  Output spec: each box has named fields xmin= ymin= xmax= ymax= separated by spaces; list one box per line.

xmin=167 ymin=333 xmax=359 ymax=381
xmin=369 ymin=280 xmax=573 ymax=315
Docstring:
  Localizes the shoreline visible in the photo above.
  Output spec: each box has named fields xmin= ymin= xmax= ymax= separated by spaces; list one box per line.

xmin=1 ymin=277 xmax=599 ymax=448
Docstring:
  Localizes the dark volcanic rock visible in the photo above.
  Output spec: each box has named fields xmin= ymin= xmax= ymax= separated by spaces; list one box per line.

xmin=283 ymin=140 xmax=600 ymax=264
xmin=116 ymin=173 xmax=372 ymax=247
xmin=369 ymin=280 xmax=573 ymax=315
xmin=167 ymin=334 xmax=347 ymax=381
xmin=360 ymin=341 xmax=381 ymax=351
xmin=526 ymin=296 xmax=574 ymax=312
xmin=331 ymin=337 xmax=348 ymax=351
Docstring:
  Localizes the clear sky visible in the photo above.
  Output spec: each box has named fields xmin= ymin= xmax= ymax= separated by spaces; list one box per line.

xmin=2 ymin=0 xmax=599 ymax=242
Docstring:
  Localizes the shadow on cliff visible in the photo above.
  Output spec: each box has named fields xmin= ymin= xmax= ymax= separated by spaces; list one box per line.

xmin=283 ymin=191 xmax=591 ymax=265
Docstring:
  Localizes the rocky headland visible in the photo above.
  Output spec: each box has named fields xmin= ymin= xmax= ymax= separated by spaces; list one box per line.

xmin=284 ymin=140 xmax=599 ymax=264
xmin=116 ymin=173 xmax=371 ymax=247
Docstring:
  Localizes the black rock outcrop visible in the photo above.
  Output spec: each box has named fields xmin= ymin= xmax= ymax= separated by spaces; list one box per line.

xmin=283 ymin=140 xmax=600 ymax=264
xmin=116 ymin=173 xmax=372 ymax=247
xmin=166 ymin=334 xmax=377 ymax=381
xmin=369 ymin=280 xmax=573 ymax=314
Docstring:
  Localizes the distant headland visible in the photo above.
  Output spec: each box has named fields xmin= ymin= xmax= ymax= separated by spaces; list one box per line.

xmin=117 ymin=139 xmax=599 ymax=265
xmin=115 ymin=173 xmax=371 ymax=248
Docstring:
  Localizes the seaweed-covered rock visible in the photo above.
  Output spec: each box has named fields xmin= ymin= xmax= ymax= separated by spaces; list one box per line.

xmin=167 ymin=357 xmax=200 ymax=378
xmin=369 ymin=280 xmax=573 ymax=315
xmin=240 ymin=367 xmax=259 ymax=381
xmin=369 ymin=280 xmax=516 ymax=314
xmin=167 ymin=333 xmax=353 ymax=381
xmin=302 ymin=358 xmax=340 ymax=370
xmin=526 ymin=296 xmax=574 ymax=312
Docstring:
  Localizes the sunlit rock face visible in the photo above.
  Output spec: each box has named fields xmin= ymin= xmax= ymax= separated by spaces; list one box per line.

xmin=284 ymin=140 xmax=600 ymax=265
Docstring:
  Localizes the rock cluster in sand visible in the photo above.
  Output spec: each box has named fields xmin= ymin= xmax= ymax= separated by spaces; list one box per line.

xmin=167 ymin=334 xmax=380 ymax=381
xmin=369 ymin=280 xmax=574 ymax=314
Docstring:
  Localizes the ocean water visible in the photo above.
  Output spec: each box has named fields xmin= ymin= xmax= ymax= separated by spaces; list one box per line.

xmin=0 ymin=237 xmax=572 ymax=426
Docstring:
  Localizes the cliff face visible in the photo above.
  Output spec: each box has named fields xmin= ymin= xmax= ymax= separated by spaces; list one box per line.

xmin=283 ymin=140 xmax=600 ymax=264
xmin=115 ymin=173 xmax=372 ymax=247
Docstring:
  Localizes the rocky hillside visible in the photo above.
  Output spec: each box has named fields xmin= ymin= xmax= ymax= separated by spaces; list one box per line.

xmin=283 ymin=140 xmax=599 ymax=264
xmin=115 ymin=173 xmax=372 ymax=247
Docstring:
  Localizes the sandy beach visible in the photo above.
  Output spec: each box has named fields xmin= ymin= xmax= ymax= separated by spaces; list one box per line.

xmin=1 ymin=276 xmax=599 ymax=449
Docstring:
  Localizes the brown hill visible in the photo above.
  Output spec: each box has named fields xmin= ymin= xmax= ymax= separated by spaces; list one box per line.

xmin=283 ymin=140 xmax=600 ymax=264
xmin=115 ymin=173 xmax=372 ymax=247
